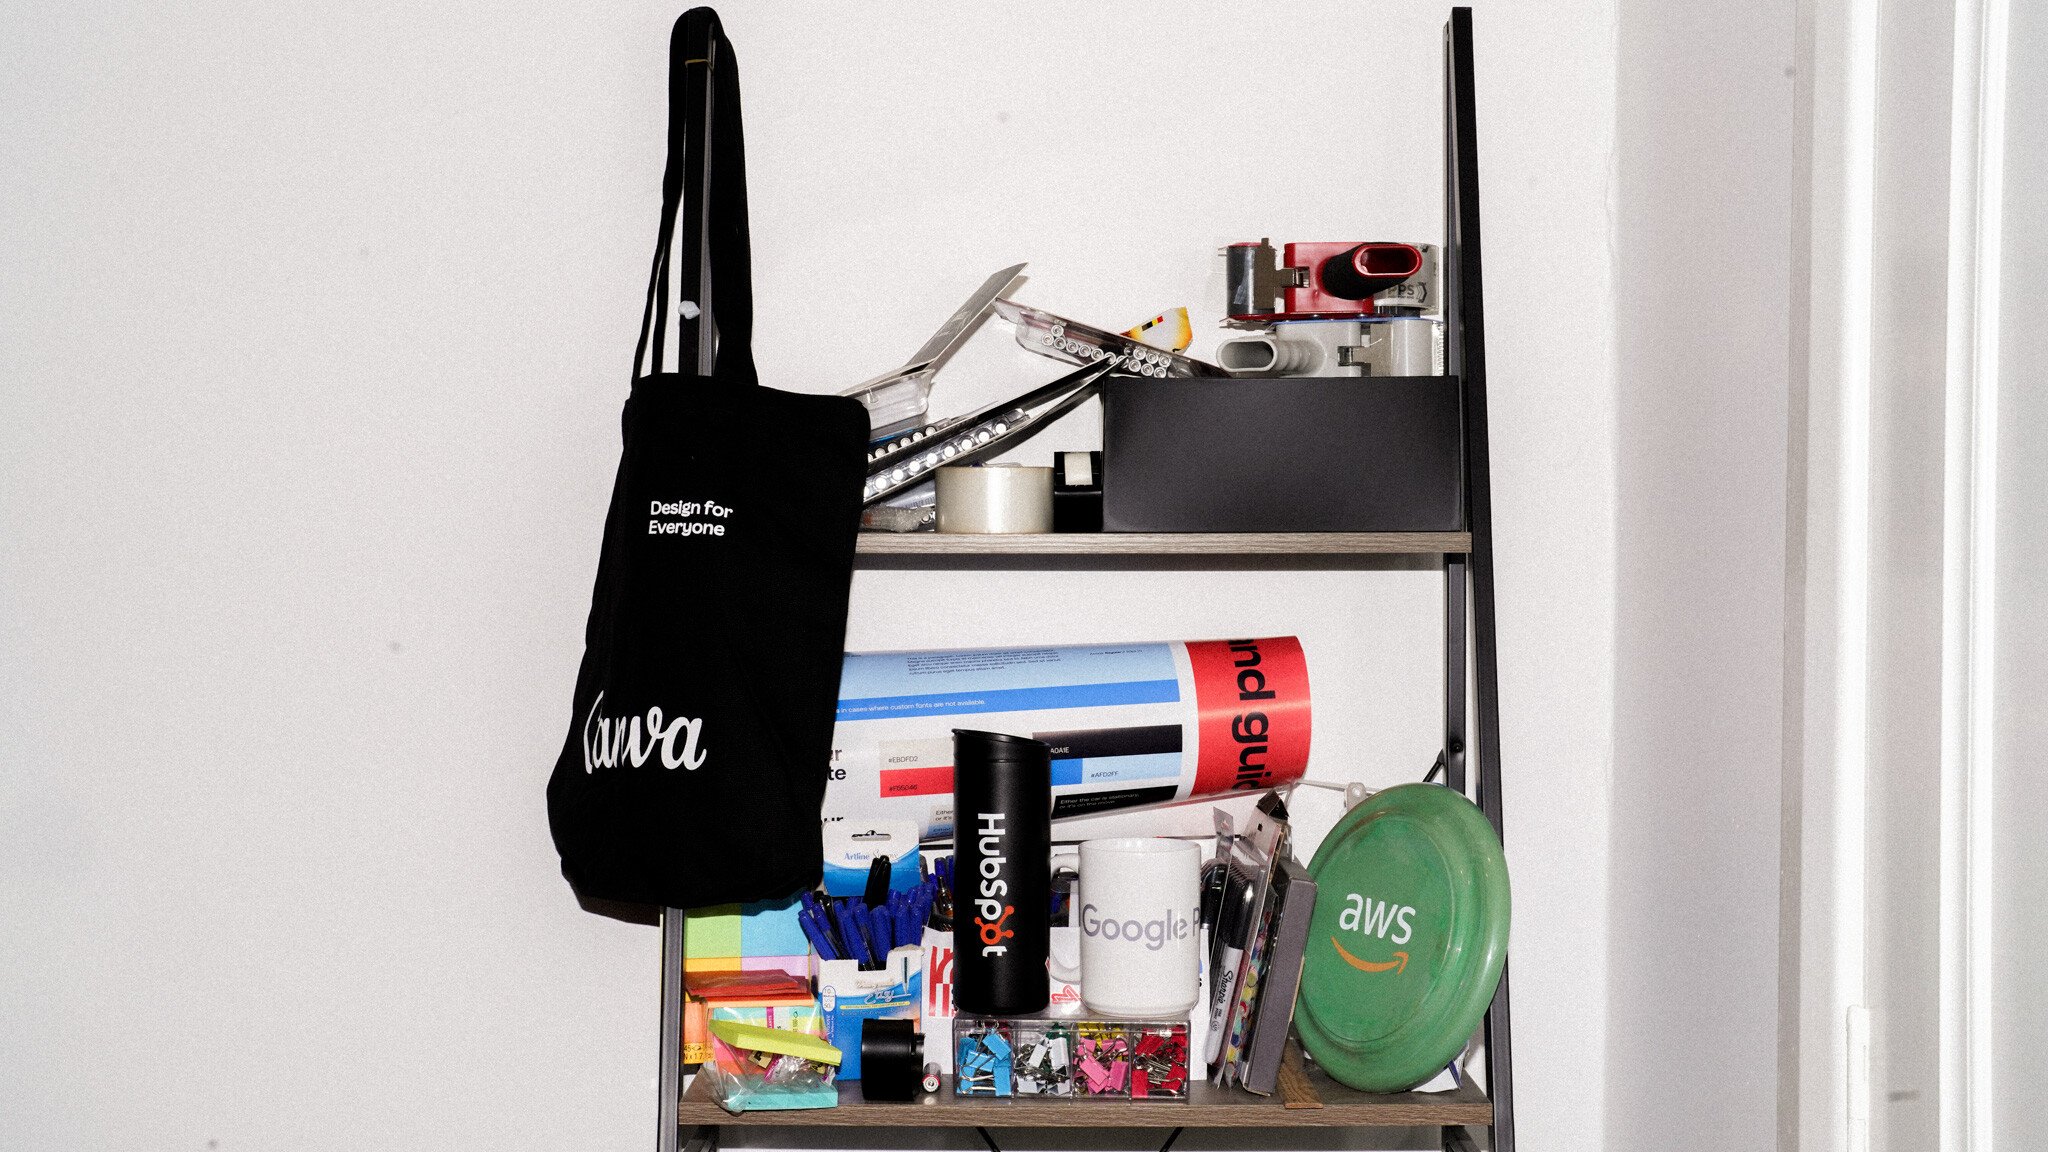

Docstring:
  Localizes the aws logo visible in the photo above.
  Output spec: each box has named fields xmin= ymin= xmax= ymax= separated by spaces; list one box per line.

xmin=1330 ymin=893 xmax=1417 ymax=975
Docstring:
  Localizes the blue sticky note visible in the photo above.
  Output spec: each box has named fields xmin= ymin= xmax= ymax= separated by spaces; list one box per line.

xmin=739 ymin=896 xmax=810 ymax=957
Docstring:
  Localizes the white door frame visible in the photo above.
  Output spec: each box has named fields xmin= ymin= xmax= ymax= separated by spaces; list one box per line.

xmin=1781 ymin=0 xmax=2008 ymax=1149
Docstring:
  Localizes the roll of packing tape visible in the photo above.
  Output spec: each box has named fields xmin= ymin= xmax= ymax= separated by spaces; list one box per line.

xmin=936 ymin=465 xmax=1054 ymax=534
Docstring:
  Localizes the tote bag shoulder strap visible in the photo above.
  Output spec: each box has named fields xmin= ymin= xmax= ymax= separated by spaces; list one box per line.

xmin=634 ymin=7 xmax=757 ymax=384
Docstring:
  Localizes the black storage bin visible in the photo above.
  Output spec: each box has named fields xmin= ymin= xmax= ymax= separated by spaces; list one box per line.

xmin=1100 ymin=376 xmax=1464 ymax=532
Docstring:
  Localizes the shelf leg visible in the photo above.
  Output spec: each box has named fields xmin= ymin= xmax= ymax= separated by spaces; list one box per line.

xmin=658 ymin=907 xmax=685 ymax=1152
xmin=1444 ymin=553 xmax=1468 ymax=795
xmin=1445 ymin=9 xmax=1513 ymax=1148
xmin=1484 ymin=960 xmax=1516 ymax=1152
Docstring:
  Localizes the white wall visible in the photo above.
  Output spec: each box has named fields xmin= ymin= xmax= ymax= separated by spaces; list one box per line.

xmin=1988 ymin=0 xmax=2047 ymax=1137
xmin=1606 ymin=2 xmax=1796 ymax=1151
xmin=0 ymin=3 xmax=1622 ymax=1150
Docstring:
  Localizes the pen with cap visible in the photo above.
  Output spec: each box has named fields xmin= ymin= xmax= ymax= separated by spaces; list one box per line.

xmin=928 ymin=857 xmax=954 ymax=929
xmin=854 ymin=903 xmax=883 ymax=965
xmin=798 ymin=907 xmax=839 ymax=961
xmin=864 ymin=856 xmax=893 ymax=908
xmin=800 ymin=891 xmax=847 ymax=961
xmin=894 ymin=891 xmax=920 ymax=948
xmin=1201 ymin=854 xmax=1257 ymax=1066
xmin=802 ymin=877 xmax=950 ymax=969
xmin=834 ymin=899 xmax=875 ymax=967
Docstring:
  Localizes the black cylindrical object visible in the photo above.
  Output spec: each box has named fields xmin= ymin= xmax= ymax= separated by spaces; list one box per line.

xmin=858 ymin=1018 xmax=924 ymax=1101
xmin=950 ymin=729 xmax=1052 ymax=1015
xmin=1226 ymin=242 xmax=1268 ymax=318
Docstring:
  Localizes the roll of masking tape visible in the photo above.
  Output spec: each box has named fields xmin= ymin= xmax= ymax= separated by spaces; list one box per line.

xmin=935 ymin=465 xmax=1054 ymax=533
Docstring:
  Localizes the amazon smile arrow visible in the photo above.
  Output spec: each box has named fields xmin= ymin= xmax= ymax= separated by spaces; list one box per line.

xmin=1331 ymin=936 xmax=1409 ymax=974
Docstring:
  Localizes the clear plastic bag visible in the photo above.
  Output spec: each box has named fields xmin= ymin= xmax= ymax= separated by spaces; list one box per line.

xmin=701 ymin=1015 xmax=841 ymax=1113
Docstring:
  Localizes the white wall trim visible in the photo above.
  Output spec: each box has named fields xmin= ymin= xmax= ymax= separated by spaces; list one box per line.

xmin=1833 ymin=9 xmax=1881 ymax=1152
xmin=1787 ymin=1 xmax=1881 ymax=1148
xmin=1794 ymin=0 xmax=2014 ymax=1148
xmin=1937 ymin=0 xmax=2008 ymax=1149
xmin=1836 ymin=7 xmax=1881 ymax=1147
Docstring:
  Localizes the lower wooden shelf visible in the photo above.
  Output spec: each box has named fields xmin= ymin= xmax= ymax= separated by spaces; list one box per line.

xmin=677 ymin=1048 xmax=1491 ymax=1130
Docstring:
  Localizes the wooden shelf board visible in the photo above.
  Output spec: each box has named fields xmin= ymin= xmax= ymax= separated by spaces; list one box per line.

xmin=854 ymin=531 xmax=1471 ymax=556
xmin=677 ymin=1067 xmax=1490 ymax=1130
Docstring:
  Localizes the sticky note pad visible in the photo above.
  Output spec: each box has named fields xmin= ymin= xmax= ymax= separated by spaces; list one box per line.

xmin=684 ymin=905 xmax=744 ymax=960
xmin=684 ymin=896 xmax=806 ymax=963
xmin=740 ymin=896 xmax=809 ymax=956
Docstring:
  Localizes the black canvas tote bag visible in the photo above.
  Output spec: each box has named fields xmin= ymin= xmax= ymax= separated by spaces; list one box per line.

xmin=547 ymin=8 xmax=868 ymax=911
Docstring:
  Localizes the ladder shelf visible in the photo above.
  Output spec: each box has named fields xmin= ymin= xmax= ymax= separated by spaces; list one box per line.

xmin=652 ymin=9 xmax=1512 ymax=1152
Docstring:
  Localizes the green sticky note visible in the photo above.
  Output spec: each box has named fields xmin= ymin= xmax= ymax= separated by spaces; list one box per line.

xmin=684 ymin=904 xmax=743 ymax=959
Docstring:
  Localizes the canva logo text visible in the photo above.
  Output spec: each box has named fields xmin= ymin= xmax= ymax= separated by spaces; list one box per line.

xmin=581 ymin=691 xmax=707 ymax=773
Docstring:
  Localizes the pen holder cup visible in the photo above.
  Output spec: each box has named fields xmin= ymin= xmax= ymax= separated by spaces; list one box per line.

xmin=813 ymin=946 xmax=922 ymax=1081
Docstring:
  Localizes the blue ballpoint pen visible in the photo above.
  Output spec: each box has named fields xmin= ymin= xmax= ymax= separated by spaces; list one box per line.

xmin=798 ymin=892 xmax=841 ymax=959
xmin=832 ymin=900 xmax=873 ymax=967
xmin=895 ymin=894 xmax=916 ymax=950
xmin=870 ymin=896 xmax=890 ymax=954
xmin=797 ymin=910 xmax=838 ymax=961
xmin=849 ymin=902 xmax=880 ymax=965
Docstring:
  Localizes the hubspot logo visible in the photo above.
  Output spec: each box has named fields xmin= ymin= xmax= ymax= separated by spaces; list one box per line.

xmin=976 ymin=904 xmax=1014 ymax=946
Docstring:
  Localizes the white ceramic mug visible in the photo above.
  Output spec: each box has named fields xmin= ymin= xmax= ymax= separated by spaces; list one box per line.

xmin=1047 ymin=837 xmax=1202 ymax=1018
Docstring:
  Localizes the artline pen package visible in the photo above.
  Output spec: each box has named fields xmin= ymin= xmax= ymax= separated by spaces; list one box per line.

xmin=819 ymin=822 xmax=921 ymax=898
xmin=824 ymin=638 xmax=1312 ymax=841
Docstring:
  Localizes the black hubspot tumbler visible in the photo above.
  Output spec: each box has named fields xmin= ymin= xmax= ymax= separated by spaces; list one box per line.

xmin=951 ymin=729 xmax=1052 ymax=1016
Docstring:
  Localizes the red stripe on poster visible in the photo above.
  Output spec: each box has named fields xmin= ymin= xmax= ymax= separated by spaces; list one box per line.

xmin=1186 ymin=636 xmax=1312 ymax=796
xmin=879 ymin=764 xmax=955 ymax=798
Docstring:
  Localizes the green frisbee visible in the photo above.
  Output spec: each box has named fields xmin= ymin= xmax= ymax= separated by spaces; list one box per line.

xmin=1295 ymin=782 xmax=1510 ymax=1093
